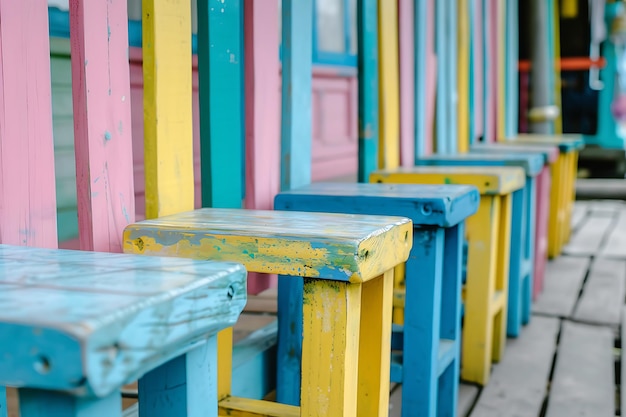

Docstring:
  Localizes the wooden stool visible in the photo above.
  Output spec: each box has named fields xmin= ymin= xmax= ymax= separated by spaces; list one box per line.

xmin=0 ymin=244 xmax=246 ymax=417
xmin=412 ymin=153 xmax=543 ymax=338
xmin=508 ymin=134 xmax=585 ymax=257
xmin=370 ymin=166 xmax=525 ymax=385
xmin=273 ymin=182 xmax=479 ymax=417
xmin=122 ymin=208 xmax=412 ymax=417
xmin=471 ymin=143 xmax=559 ymax=299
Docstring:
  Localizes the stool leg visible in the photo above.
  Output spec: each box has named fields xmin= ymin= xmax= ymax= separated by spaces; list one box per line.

xmin=547 ymin=159 xmax=563 ymax=258
xmin=438 ymin=223 xmax=464 ymax=417
xmin=276 ymin=276 xmax=303 ymax=406
xmin=18 ymin=389 xmax=121 ymax=417
xmin=392 ymin=263 xmax=406 ymax=324
xmin=492 ymin=194 xmax=512 ymax=363
xmin=358 ymin=270 xmax=394 ymax=417
xmin=402 ymin=228 xmax=444 ymax=417
xmin=462 ymin=196 xmax=500 ymax=385
xmin=139 ymin=336 xmax=218 ymax=417
xmin=301 ymin=278 xmax=361 ymax=416
xmin=0 ymin=387 xmax=6 ymax=417
xmin=506 ymin=189 xmax=525 ymax=338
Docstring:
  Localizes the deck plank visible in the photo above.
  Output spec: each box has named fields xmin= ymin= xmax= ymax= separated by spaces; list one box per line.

xmin=563 ymin=215 xmax=613 ymax=256
xmin=545 ymin=322 xmax=615 ymax=417
xmin=458 ymin=383 xmax=479 ymax=417
xmin=621 ymin=307 xmax=626 ymax=416
xmin=470 ymin=316 xmax=559 ymax=417
xmin=533 ymin=256 xmax=590 ymax=317
xmin=571 ymin=202 xmax=588 ymax=230
xmin=574 ymin=258 xmax=626 ymax=326
xmin=601 ymin=209 xmax=626 ymax=259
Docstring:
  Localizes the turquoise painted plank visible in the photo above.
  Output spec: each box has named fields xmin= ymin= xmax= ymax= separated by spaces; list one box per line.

xmin=357 ymin=0 xmax=379 ymax=181
xmin=505 ymin=0 xmax=519 ymax=137
xmin=281 ymin=0 xmax=313 ymax=190
xmin=198 ymin=0 xmax=245 ymax=208
xmin=19 ymin=388 xmax=121 ymax=417
xmin=414 ymin=0 xmax=427 ymax=159
xmin=435 ymin=0 xmax=458 ymax=154
xmin=139 ymin=337 xmax=218 ymax=417
xmin=0 ymin=387 xmax=5 ymax=417
xmin=0 ymin=244 xmax=246 ymax=397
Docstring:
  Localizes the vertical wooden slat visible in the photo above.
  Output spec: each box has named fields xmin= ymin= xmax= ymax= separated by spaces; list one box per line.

xmin=69 ymin=0 xmax=135 ymax=253
xmin=551 ymin=0 xmax=563 ymax=134
xmin=415 ymin=0 xmax=428 ymax=158
xmin=424 ymin=0 xmax=437 ymax=155
xmin=378 ymin=0 xmax=400 ymax=168
xmin=281 ymin=0 xmax=313 ymax=191
xmin=398 ymin=0 xmax=414 ymax=167
xmin=458 ymin=0 xmax=470 ymax=152
xmin=357 ymin=0 xmax=379 ymax=181
xmin=0 ymin=0 xmax=58 ymax=248
xmin=142 ymin=0 xmax=194 ymax=218
xmin=505 ymin=0 xmax=519 ymax=137
xmin=483 ymin=0 xmax=497 ymax=142
xmin=198 ymin=0 xmax=245 ymax=209
xmin=471 ymin=0 xmax=484 ymax=143
xmin=497 ymin=0 xmax=506 ymax=141
xmin=435 ymin=0 xmax=458 ymax=153
xmin=529 ymin=0 xmax=552 ymax=134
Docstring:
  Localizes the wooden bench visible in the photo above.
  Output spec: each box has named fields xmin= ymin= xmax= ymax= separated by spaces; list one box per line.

xmin=0 ymin=244 xmax=246 ymax=417
xmin=470 ymin=143 xmax=559 ymax=299
xmin=273 ymin=182 xmax=479 ymax=417
xmin=370 ymin=166 xmax=525 ymax=385
xmin=412 ymin=153 xmax=544 ymax=338
xmin=122 ymin=208 xmax=412 ymax=417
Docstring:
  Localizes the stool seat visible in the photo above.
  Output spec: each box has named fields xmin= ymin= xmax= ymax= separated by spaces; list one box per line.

xmin=471 ymin=143 xmax=559 ymax=164
xmin=415 ymin=153 xmax=544 ymax=177
xmin=511 ymin=133 xmax=585 ymax=152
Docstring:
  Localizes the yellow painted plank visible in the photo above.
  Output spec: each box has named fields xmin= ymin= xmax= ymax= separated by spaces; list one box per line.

xmin=218 ymin=396 xmax=300 ymax=417
xmin=371 ymin=166 xmax=525 ymax=195
xmin=142 ymin=0 xmax=195 ymax=218
xmin=491 ymin=193 xmax=512 ymax=363
xmin=301 ymin=279 xmax=362 ymax=416
xmin=457 ymin=0 xmax=470 ymax=152
xmin=357 ymin=270 xmax=394 ymax=416
xmin=218 ymin=327 xmax=233 ymax=400
xmin=497 ymin=0 xmax=506 ymax=141
xmin=392 ymin=263 xmax=405 ymax=324
xmin=548 ymin=156 xmax=566 ymax=258
xmin=378 ymin=0 xmax=400 ymax=169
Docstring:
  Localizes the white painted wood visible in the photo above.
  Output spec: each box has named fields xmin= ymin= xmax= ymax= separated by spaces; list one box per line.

xmin=574 ymin=258 xmax=626 ymax=326
xmin=533 ymin=256 xmax=590 ymax=317
xmin=563 ymin=215 xmax=613 ymax=256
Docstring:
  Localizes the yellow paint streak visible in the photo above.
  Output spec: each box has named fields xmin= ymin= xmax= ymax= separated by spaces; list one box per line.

xmin=142 ymin=0 xmax=194 ymax=219
xmin=123 ymin=223 xmax=413 ymax=283
xmin=218 ymin=396 xmax=299 ymax=417
xmin=218 ymin=328 xmax=233 ymax=400
xmin=457 ymin=0 xmax=470 ymax=152
xmin=561 ymin=0 xmax=578 ymax=17
xmin=370 ymin=169 xmax=525 ymax=195
xmin=301 ymin=279 xmax=361 ymax=416
xmin=392 ymin=263 xmax=405 ymax=324
xmin=357 ymin=270 xmax=394 ymax=416
xmin=497 ymin=0 xmax=506 ymax=141
xmin=378 ymin=0 xmax=400 ymax=169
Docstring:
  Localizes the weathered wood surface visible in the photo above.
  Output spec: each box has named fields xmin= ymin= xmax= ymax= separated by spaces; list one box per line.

xmin=123 ymin=208 xmax=413 ymax=282
xmin=573 ymin=258 xmax=626 ymax=326
xmin=532 ymin=256 xmax=589 ymax=317
xmin=0 ymin=244 xmax=246 ymax=397
xmin=470 ymin=316 xmax=559 ymax=417
xmin=545 ymin=322 xmax=615 ymax=417
xmin=562 ymin=215 xmax=613 ymax=256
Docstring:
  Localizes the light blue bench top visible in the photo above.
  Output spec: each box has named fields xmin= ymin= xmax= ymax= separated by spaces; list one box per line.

xmin=274 ymin=182 xmax=480 ymax=228
xmin=123 ymin=208 xmax=413 ymax=283
xmin=510 ymin=134 xmax=585 ymax=152
xmin=470 ymin=143 xmax=559 ymax=164
xmin=0 ymin=244 xmax=246 ymax=398
xmin=415 ymin=152 xmax=544 ymax=177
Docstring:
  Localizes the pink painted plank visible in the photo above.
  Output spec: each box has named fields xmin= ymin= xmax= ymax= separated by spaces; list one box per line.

xmin=0 ymin=0 xmax=58 ymax=248
xmin=533 ymin=167 xmax=551 ymax=298
xmin=69 ymin=0 xmax=135 ymax=253
xmin=484 ymin=0 xmax=498 ymax=142
xmin=424 ymin=0 xmax=436 ymax=155
xmin=399 ymin=0 xmax=415 ymax=166
xmin=472 ymin=0 xmax=484 ymax=141
xmin=244 ymin=1 xmax=281 ymax=293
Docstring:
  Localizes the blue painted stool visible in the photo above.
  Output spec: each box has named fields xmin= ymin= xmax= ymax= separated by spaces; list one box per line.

xmin=415 ymin=153 xmax=544 ymax=337
xmin=0 ymin=244 xmax=246 ymax=417
xmin=274 ymin=182 xmax=480 ymax=417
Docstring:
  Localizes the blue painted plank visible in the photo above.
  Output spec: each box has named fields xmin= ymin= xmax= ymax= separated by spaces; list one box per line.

xmin=414 ymin=0 xmax=428 ymax=158
xmin=0 ymin=245 xmax=246 ymax=397
xmin=232 ymin=322 xmax=277 ymax=400
xmin=281 ymin=0 xmax=313 ymax=191
xmin=0 ymin=388 xmax=6 ymax=417
xmin=357 ymin=0 xmax=379 ymax=181
xmin=275 ymin=182 xmax=480 ymax=227
xmin=416 ymin=152 xmax=544 ymax=177
xmin=506 ymin=189 xmax=527 ymax=337
xmin=505 ymin=0 xmax=519 ymax=137
xmin=435 ymin=0 xmax=458 ymax=154
xmin=139 ymin=336 xmax=218 ymax=417
xmin=198 ymin=0 xmax=245 ymax=208
xmin=276 ymin=276 xmax=303 ymax=406
xmin=19 ymin=388 xmax=121 ymax=417
xmin=470 ymin=143 xmax=558 ymax=164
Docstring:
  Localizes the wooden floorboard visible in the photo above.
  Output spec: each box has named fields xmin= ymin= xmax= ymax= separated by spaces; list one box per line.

xmin=470 ymin=316 xmax=560 ymax=417
xmin=563 ymin=215 xmax=613 ymax=256
xmin=458 ymin=384 xmax=480 ymax=417
xmin=545 ymin=322 xmax=615 ymax=417
xmin=574 ymin=258 xmax=626 ymax=326
xmin=571 ymin=202 xmax=589 ymax=230
xmin=621 ymin=307 xmax=626 ymax=416
xmin=601 ymin=209 xmax=626 ymax=258
xmin=533 ymin=256 xmax=590 ymax=317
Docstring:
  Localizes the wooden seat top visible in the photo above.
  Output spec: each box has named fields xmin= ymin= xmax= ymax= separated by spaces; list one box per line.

xmin=510 ymin=133 xmax=585 ymax=152
xmin=274 ymin=182 xmax=480 ymax=228
xmin=0 ymin=244 xmax=246 ymax=398
xmin=123 ymin=208 xmax=413 ymax=283
xmin=370 ymin=166 xmax=526 ymax=196
xmin=470 ymin=143 xmax=559 ymax=164
xmin=415 ymin=152 xmax=545 ymax=177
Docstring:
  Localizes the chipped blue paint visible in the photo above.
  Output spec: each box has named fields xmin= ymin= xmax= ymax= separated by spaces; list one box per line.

xmin=104 ymin=131 xmax=111 ymax=141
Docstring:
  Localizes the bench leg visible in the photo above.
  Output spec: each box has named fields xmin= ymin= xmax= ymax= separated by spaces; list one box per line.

xmin=402 ymin=228 xmax=444 ymax=417
xmin=301 ymin=278 xmax=362 ymax=416
xmin=492 ymin=194 xmax=512 ymax=363
xmin=138 ymin=336 xmax=218 ymax=417
xmin=18 ymin=388 xmax=121 ymax=417
xmin=0 ymin=387 xmax=6 ymax=417
xmin=547 ymin=158 xmax=564 ymax=258
xmin=506 ymin=189 xmax=525 ymax=338
xmin=276 ymin=276 xmax=303 ymax=406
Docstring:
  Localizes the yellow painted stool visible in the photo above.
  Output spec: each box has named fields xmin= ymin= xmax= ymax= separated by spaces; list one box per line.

xmin=122 ymin=208 xmax=412 ymax=417
xmin=370 ymin=166 xmax=525 ymax=385
xmin=508 ymin=133 xmax=584 ymax=257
